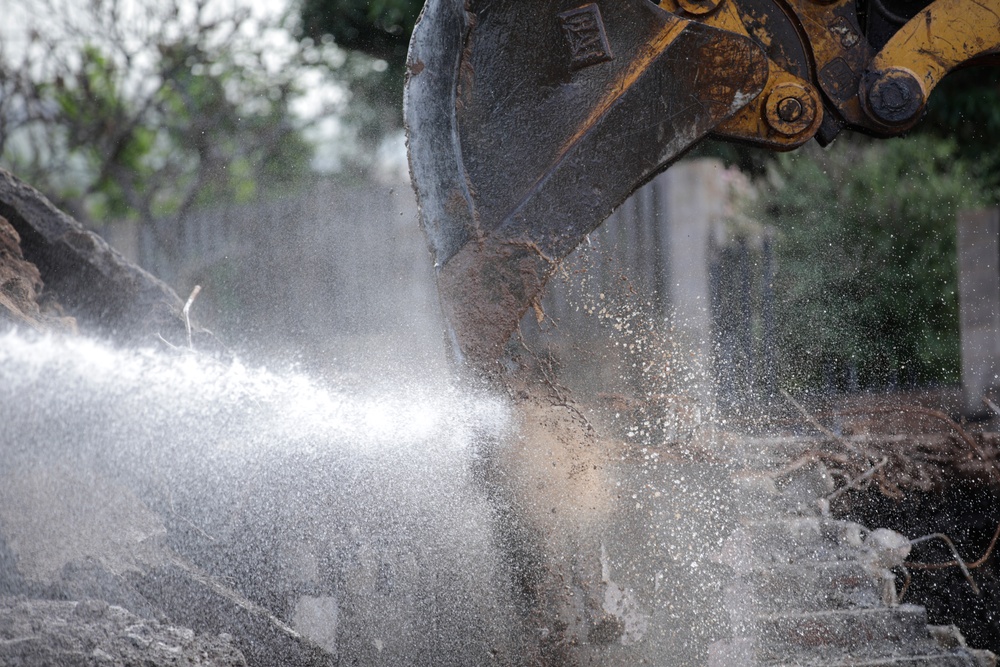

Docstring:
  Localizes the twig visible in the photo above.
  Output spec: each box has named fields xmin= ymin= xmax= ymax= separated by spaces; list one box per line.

xmin=767 ymin=449 xmax=849 ymax=480
xmin=836 ymin=405 xmax=1000 ymax=482
xmin=156 ymin=333 xmax=180 ymax=350
xmin=908 ymin=532 xmax=980 ymax=595
xmin=183 ymin=284 xmax=202 ymax=350
xmin=826 ymin=457 xmax=889 ymax=502
xmin=874 ymin=464 xmax=906 ymax=500
xmin=984 ymin=397 xmax=1000 ymax=418
xmin=780 ymin=388 xmax=866 ymax=457
xmin=910 ymin=522 xmax=1000 ymax=572
xmin=896 ymin=565 xmax=912 ymax=602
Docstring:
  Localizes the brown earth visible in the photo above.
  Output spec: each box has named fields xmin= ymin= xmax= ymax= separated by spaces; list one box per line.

xmin=0 ymin=214 xmax=75 ymax=333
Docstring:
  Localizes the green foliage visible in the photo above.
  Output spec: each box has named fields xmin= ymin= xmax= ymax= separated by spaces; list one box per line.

xmin=922 ymin=67 xmax=1000 ymax=203
xmin=755 ymin=135 xmax=987 ymax=390
xmin=45 ymin=45 xmax=156 ymax=220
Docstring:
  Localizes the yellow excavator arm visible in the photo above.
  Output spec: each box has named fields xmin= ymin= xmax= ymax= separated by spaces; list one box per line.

xmin=404 ymin=0 xmax=1000 ymax=373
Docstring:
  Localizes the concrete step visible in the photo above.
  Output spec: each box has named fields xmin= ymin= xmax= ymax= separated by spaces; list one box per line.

xmin=721 ymin=445 xmax=997 ymax=667
xmin=770 ymin=652 xmax=983 ymax=666
xmin=731 ymin=463 xmax=833 ymax=519
xmin=728 ymin=561 xmax=891 ymax=615
xmin=709 ymin=638 xmax=986 ymax=667
xmin=722 ymin=517 xmax=870 ymax=571
xmin=754 ymin=605 xmax=937 ymax=664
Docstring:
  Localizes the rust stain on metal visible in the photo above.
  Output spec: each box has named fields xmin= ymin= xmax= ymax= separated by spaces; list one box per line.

xmin=455 ymin=4 xmax=478 ymax=112
xmin=444 ymin=188 xmax=470 ymax=218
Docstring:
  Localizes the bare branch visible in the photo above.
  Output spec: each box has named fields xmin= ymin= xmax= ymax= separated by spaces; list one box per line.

xmin=836 ymin=405 xmax=1000 ymax=482
xmin=780 ymin=388 xmax=867 ymax=457
xmin=910 ymin=522 xmax=1000 ymax=572
xmin=908 ymin=532 xmax=980 ymax=595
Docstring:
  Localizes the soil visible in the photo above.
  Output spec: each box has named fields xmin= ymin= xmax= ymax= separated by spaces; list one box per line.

xmin=0 ymin=215 xmax=75 ymax=333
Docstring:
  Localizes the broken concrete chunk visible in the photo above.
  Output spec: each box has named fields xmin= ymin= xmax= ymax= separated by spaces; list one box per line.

xmin=0 ymin=465 xmax=167 ymax=584
xmin=0 ymin=168 xmax=189 ymax=343
xmin=0 ymin=598 xmax=248 ymax=667
xmin=0 ymin=465 xmax=335 ymax=667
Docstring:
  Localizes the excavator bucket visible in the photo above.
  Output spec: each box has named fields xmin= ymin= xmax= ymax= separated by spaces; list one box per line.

xmin=405 ymin=0 xmax=768 ymax=371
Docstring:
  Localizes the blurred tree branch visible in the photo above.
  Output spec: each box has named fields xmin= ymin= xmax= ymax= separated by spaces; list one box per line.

xmin=0 ymin=0 xmax=344 ymax=260
xmin=299 ymin=0 xmax=421 ymax=69
xmin=296 ymin=0 xmax=422 ymax=145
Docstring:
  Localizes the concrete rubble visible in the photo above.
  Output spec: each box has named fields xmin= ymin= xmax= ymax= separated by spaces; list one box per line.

xmin=0 ymin=170 xmax=332 ymax=666
xmin=0 ymin=168 xmax=199 ymax=345
xmin=711 ymin=436 xmax=998 ymax=667
xmin=0 ymin=466 xmax=335 ymax=667
xmin=0 ymin=598 xmax=247 ymax=667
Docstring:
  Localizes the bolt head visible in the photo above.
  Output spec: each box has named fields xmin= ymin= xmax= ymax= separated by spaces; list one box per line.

xmin=764 ymin=83 xmax=817 ymax=137
xmin=776 ymin=97 xmax=803 ymax=123
xmin=866 ymin=69 xmax=925 ymax=126
xmin=676 ymin=0 xmax=722 ymax=15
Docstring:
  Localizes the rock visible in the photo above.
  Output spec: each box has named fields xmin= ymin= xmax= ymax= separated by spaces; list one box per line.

xmin=128 ymin=558 xmax=336 ymax=667
xmin=0 ymin=465 xmax=335 ymax=667
xmin=864 ymin=527 xmax=913 ymax=569
xmin=0 ymin=465 xmax=167 ymax=585
xmin=0 ymin=168 xmax=195 ymax=345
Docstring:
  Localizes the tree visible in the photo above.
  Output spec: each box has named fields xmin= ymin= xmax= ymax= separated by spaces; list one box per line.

xmin=752 ymin=134 xmax=988 ymax=390
xmin=297 ymin=0 xmax=422 ymax=145
xmin=299 ymin=0 xmax=422 ymax=69
xmin=921 ymin=67 xmax=1000 ymax=202
xmin=0 ymin=0 xmax=337 ymax=260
